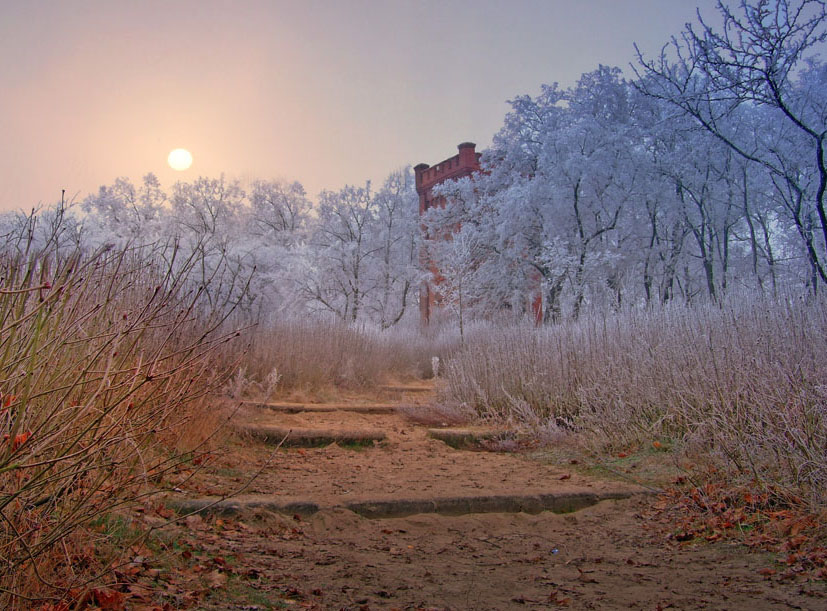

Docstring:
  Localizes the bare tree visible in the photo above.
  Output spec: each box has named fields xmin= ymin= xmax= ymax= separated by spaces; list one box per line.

xmin=304 ymin=183 xmax=379 ymax=323
xmin=635 ymin=0 xmax=827 ymax=287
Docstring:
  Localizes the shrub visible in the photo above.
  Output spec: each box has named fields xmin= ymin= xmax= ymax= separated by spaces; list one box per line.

xmin=0 ymin=243 xmax=242 ymax=605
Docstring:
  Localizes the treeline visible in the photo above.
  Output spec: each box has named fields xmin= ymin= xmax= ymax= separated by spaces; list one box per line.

xmin=425 ymin=1 xmax=827 ymax=323
xmin=3 ymin=0 xmax=826 ymax=327
xmin=1 ymin=170 xmax=421 ymax=328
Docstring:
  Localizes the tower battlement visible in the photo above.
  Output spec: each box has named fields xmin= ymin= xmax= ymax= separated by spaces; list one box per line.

xmin=414 ymin=142 xmax=481 ymax=215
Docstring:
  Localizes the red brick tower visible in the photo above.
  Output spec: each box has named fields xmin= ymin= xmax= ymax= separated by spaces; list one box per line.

xmin=414 ymin=142 xmax=481 ymax=325
xmin=415 ymin=142 xmax=544 ymax=326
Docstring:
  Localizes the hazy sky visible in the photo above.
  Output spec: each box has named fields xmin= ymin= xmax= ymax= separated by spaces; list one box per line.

xmin=0 ymin=0 xmax=723 ymax=211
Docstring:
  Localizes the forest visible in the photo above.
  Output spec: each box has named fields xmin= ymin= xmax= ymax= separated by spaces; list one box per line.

xmin=5 ymin=4 xmax=826 ymax=326
xmin=1 ymin=0 xmax=826 ymax=606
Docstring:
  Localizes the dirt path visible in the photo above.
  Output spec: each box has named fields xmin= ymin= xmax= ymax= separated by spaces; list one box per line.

xmin=156 ymin=385 xmax=825 ymax=610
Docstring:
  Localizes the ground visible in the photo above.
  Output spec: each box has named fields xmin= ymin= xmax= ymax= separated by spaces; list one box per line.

xmin=118 ymin=383 xmax=825 ymax=610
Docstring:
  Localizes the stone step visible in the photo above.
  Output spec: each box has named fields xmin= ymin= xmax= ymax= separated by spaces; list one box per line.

xmin=168 ymin=489 xmax=643 ymax=519
xmin=378 ymin=385 xmax=431 ymax=394
xmin=427 ymin=427 xmax=512 ymax=448
xmin=237 ymin=425 xmax=386 ymax=447
xmin=242 ymin=401 xmax=396 ymax=415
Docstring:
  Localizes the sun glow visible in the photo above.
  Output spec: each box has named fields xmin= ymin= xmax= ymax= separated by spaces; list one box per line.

xmin=167 ymin=148 xmax=193 ymax=171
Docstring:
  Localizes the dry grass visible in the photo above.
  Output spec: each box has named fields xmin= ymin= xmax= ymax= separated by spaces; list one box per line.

xmin=239 ymin=317 xmax=460 ymax=397
xmin=438 ymin=292 xmax=827 ymax=509
xmin=0 ymin=243 xmax=242 ymax=607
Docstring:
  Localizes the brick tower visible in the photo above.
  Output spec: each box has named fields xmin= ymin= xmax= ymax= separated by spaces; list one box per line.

xmin=414 ymin=142 xmax=544 ymax=326
xmin=414 ymin=142 xmax=481 ymax=325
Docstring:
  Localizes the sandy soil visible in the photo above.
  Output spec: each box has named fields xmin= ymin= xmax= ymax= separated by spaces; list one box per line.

xmin=144 ymin=497 xmax=824 ymax=610
xmin=175 ymin=408 xmax=641 ymax=506
xmin=148 ymin=387 xmax=825 ymax=610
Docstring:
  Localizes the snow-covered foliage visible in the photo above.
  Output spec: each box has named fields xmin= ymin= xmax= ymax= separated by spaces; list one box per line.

xmin=2 ymin=0 xmax=824 ymax=326
xmin=1 ymin=168 xmax=420 ymax=327
xmin=421 ymin=1 xmax=827 ymax=322
xmin=296 ymin=170 xmax=421 ymax=326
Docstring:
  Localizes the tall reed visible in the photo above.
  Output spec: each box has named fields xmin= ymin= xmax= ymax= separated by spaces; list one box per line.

xmin=242 ymin=316 xmax=460 ymax=394
xmin=439 ymin=293 xmax=827 ymax=507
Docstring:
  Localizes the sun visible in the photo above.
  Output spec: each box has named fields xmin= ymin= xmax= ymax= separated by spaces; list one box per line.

xmin=167 ymin=148 xmax=193 ymax=171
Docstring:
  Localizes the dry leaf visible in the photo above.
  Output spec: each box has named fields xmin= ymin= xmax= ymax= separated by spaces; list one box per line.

xmin=92 ymin=587 xmax=126 ymax=610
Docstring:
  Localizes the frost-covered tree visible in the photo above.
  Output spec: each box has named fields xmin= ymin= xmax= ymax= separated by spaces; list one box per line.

xmin=248 ymin=179 xmax=310 ymax=243
xmin=69 ymin=168 xmax=421 ymax=326
xmin=168 ymin=176 xmax=254 ymax=310
xmin=426 ymin=67 xmax=644 ymax=321
xmin=81 ymin=174 xmax=166 ymax=247
xmin=635 ymin=0 xmax=827 ymax=289
xmin=431 ymin=231 xmax=482 ymax=339
xmin=299 ymin=171 xmax=420 ymax=326
xmin=300 ymin=183 xmax=377 ymax=322
xmin=368 ymin=169 xmax=421 ymax=329
xmin=244 ymin=179 xmax=311 ymax=315
xmin=0 ymin=200 xmax=85 ymax=259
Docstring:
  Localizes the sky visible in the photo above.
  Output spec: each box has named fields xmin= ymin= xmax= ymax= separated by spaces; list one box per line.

xmin=0 ymin=0 xmax=724 ymax=212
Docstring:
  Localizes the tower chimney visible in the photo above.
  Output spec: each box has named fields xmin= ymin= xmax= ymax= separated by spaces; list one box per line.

xmin=457 ymin=142 xmax=477 ymax=168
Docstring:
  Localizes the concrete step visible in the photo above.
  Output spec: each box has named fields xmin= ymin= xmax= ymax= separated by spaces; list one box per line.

xmin=243 ymin=401 xmax=396 ymax=415
xmin=378 ymin=385 xmax=431 ymax=394
xmin=427 ymin=427 xmax=512 ymax=448
xmin=168 ymin=489 xmax=644 ymax=519
xmin=237 ymin=424 xmax=386 ymax=447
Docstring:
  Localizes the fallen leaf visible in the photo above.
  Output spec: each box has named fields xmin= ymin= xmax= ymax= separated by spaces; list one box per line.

xmin=785 ymin=534 xmax=809 ymax=550
xmin=125 ymin=584 xmax=153 ymax=602
xmin=92 ymin=587 xmax=126 ymax=610
xmin=11 ymin=431 xmax=32 ymax=451
xmin=155 ymin=506 xmax=174 ymax=519
xmin=548 ymin=590 xmax=571 ymax=607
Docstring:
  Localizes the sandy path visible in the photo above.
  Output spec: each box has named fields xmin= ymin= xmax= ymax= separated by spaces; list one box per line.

xmin=177 ymin=400 xmax=641 ymax=507
xmin=159 ymin=386 xmax=825 ymax=610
